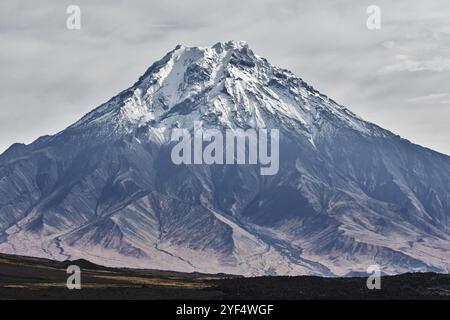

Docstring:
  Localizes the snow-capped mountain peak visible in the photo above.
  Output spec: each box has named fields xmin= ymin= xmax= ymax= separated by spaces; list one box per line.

xmin=71 ymin=41 xmax=380 ymax=146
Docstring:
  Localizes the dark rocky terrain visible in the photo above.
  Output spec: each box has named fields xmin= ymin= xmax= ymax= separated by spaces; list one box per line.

xmin=0 ymin=253 xmax=449 ymax=300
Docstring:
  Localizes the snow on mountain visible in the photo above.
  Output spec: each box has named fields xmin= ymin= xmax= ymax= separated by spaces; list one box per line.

xmin=0 ymin=41 xmax=449 ymax=276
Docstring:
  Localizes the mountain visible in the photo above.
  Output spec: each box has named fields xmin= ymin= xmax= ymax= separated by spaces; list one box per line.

xmin=0 ymin=40 xmax=449 ymax=276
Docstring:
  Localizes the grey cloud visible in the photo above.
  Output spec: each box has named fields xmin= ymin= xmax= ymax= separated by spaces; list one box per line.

xmin=407 ymin=93 xmax=450 ymax=105
xmin=381 ymin=56 xmax=450 ymax=73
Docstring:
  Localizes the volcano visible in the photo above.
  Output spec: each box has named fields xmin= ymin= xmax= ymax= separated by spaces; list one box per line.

xmin=0 ymin=41 xmax=449 ymax=276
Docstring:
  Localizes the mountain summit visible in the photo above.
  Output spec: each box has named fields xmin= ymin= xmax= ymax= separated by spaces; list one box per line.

xmin=70 ymin=40 xmax=377 ymax=139
xmin=0 ymin=42 xmax=449 ymax=276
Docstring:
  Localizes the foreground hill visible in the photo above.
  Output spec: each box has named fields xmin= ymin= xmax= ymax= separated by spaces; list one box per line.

xmin=0 ymin=253 xmax=449 ymax=300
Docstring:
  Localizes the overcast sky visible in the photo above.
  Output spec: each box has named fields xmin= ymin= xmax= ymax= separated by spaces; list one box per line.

xmin=1 ymin=0 xmax=449 ymax=155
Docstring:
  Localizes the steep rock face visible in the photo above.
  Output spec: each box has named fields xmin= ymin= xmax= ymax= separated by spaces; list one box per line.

xmin=0 ymin=41 xmax=449 ymax=276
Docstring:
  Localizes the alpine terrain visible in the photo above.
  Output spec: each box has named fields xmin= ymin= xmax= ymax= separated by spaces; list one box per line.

xmin=0 ymin=41 xmax=449 ymax=276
